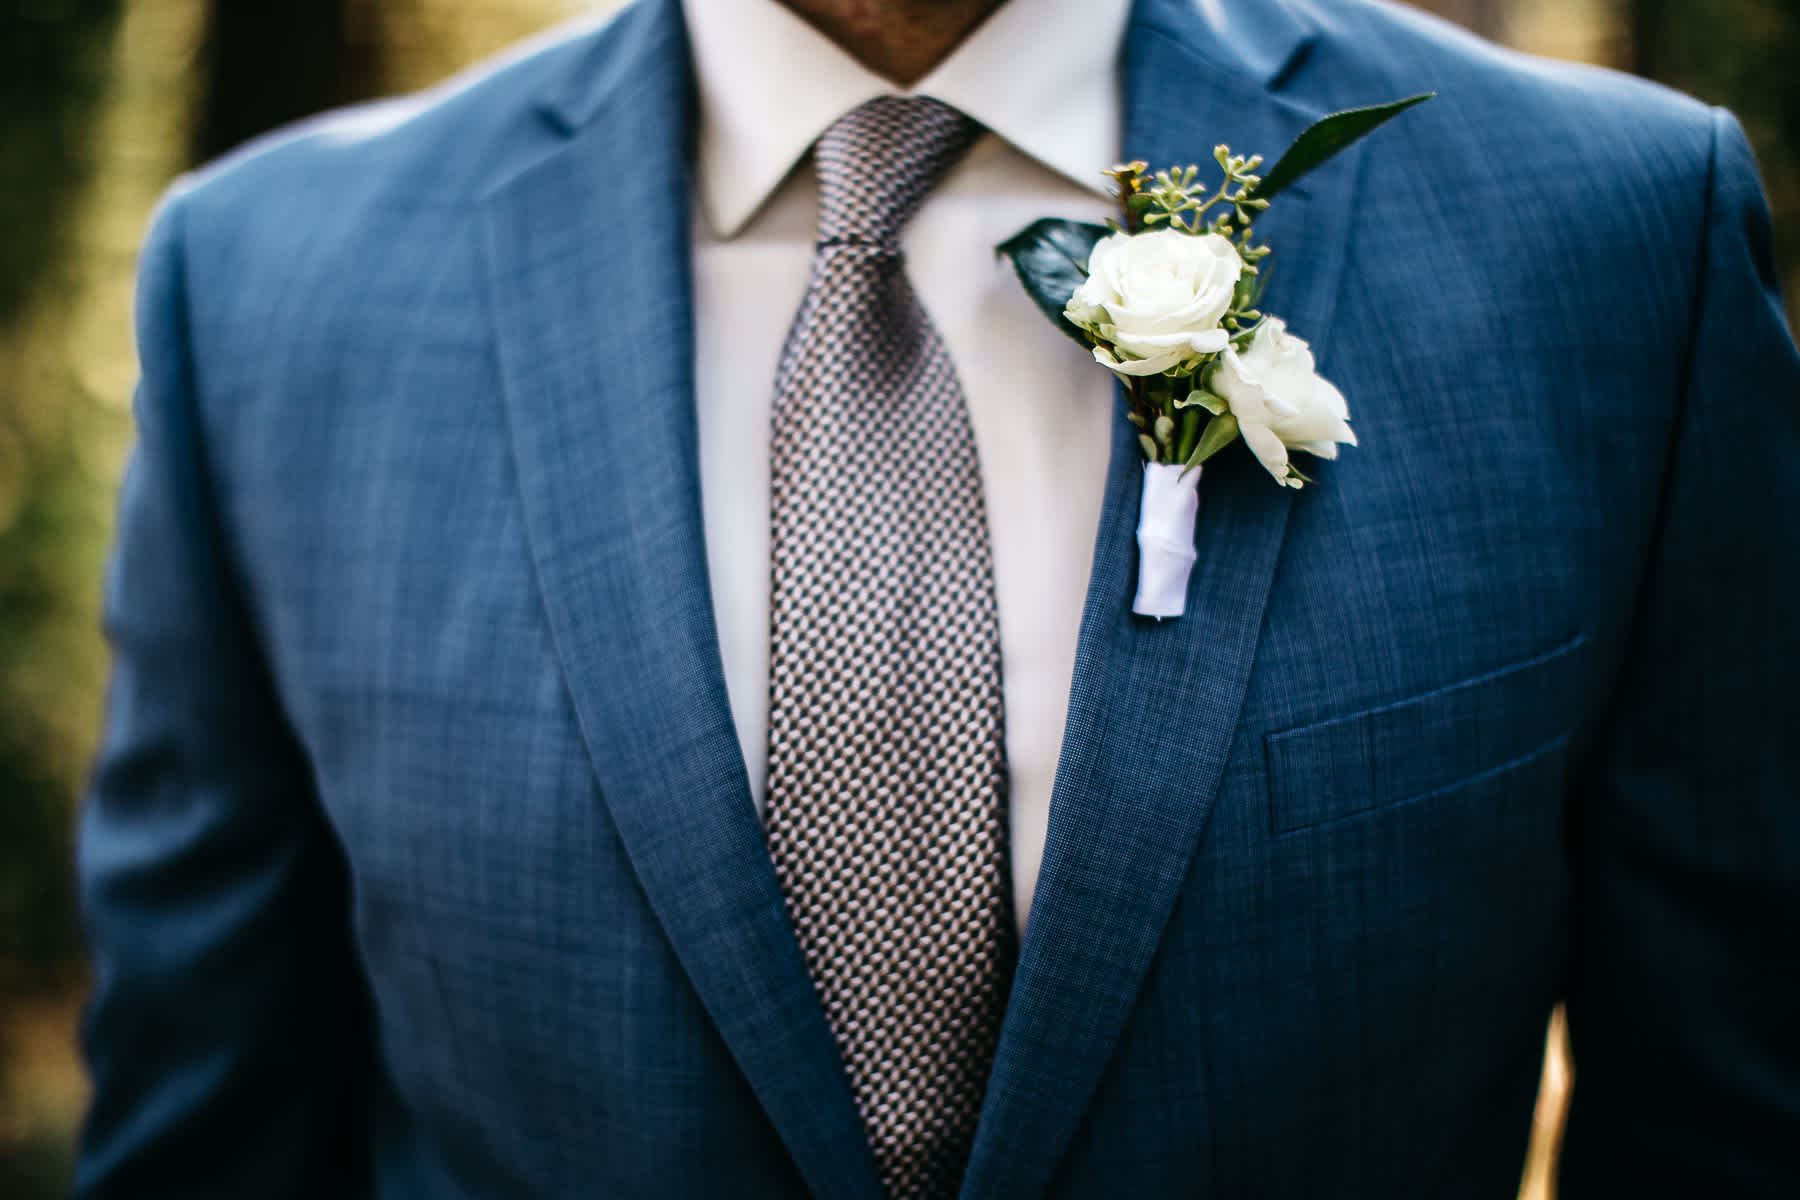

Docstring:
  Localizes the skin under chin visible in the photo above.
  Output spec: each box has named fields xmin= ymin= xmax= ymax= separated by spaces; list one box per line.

xmin=773 ymin=0 xmax=1010 ymax=83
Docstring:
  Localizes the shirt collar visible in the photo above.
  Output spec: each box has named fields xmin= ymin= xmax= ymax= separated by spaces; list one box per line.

xmin=684 ymin=0 xmax=1130 ymax=238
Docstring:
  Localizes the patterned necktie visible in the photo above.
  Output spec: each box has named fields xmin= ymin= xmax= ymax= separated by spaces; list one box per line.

xmin=764 ymin=96 xmax=1016 ymax=1200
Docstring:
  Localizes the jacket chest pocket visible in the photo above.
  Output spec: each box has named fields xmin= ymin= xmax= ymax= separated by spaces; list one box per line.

xmin=1264 ymin=633 xmax=1591 ymax=833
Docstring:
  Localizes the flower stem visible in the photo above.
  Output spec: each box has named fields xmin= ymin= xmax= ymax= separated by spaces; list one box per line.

xmin=1176 ymin=404 xmax=1202 ymax=464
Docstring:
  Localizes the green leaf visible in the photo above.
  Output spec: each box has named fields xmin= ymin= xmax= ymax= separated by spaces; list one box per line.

xmin=996 ymin=218 xmax=1111 ymax=348
xmin=1186 ymin=411 xmax=1241 ymax=470
xmin=1248 ymin=93 xmax=1434 ymax=201
xmin=1233 ymin=263 xmax=1270 ymax=313
xmin=1175 ymin=388 xmax=1226 ymax=415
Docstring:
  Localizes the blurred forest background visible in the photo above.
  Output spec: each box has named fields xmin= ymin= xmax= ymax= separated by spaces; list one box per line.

xmin=0 ymin=0 xmax=1794 ymax=1194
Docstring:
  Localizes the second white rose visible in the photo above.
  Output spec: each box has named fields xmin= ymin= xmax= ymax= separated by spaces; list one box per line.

xmin=1209 ymin=317 xmax=1357 ymax=487
xmin=1066 ymin=229 xmax=1244 ymax=378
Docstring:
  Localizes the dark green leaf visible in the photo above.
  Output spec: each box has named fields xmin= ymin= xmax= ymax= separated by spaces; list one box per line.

xmin=1187 ymin=411 xmax=1241 ymax=470
xmin=1232 ymin=262 xmax=1271 ymax=313
xmin=996 ymin=218 xmax=1111 ymax=348
xmin=1248 ymin=93 xmax=1434 ymax=201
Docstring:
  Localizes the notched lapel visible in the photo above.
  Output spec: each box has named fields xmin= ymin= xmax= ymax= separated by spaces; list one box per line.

xmin=479 ymin=2 xmax=879 ymax=1195
xmin=963 ymin=0 xmax=1364 ymax=1194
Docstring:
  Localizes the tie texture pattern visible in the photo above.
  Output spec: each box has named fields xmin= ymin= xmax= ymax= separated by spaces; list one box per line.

xmin=764 ymin=96 xmax=1015 ymax=1200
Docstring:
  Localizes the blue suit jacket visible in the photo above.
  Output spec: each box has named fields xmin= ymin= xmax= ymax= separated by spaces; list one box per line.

xmin=76 ymin=0 xmax=1800 ymax=1195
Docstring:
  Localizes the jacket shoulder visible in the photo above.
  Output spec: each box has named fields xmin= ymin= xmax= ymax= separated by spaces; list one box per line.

xmin=153 ymin=1 xmax=667 ymax=278
xmin=1287 ymin=0 xmax=1717 ymax=171
xmin=1245 ymin=0 xmax=1731 ymax=277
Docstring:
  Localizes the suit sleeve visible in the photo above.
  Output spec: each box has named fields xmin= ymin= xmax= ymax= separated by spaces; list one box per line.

xmin=1561 ymin=109 xmax=1800 ymax=1193
xmin=74 ymin=191 xmax=373 ymax=1197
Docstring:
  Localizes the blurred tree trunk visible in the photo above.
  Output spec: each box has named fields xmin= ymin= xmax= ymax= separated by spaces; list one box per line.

xmin=1627 ymin=0 xmax=1667 ymax=79
xmin=190 ymin=0 xmax=387 ymax=163
xmin=0 ymin=0 xmax=123 ymax=323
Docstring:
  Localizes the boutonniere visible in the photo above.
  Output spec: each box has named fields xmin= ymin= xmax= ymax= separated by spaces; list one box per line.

xmin=1000 ymin=95 xmax=1432 ymax=618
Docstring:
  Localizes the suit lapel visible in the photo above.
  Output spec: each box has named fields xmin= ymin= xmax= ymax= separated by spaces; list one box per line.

xmin=962 ymin=1 xmax=1364 ymax=1194
xmin=480 ymin=2 xmax=880 ymax=1195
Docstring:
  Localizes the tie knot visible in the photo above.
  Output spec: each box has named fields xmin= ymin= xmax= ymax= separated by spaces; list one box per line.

xmin=814 ymin=96 xmax=982 ymax=249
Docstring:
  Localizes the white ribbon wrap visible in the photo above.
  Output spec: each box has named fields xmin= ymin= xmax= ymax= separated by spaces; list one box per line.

xmin=1132 ymin=461 xmax=1201 ymax=619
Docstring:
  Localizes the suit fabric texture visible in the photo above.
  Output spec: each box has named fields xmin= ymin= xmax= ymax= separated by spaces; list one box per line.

xmin=76 ymin=0 xmax=1800 ymax=1195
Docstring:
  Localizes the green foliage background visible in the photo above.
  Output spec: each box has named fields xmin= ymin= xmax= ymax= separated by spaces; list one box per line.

xmin=0 ymin=0 xmax=123 ymax=987
xmin=1 ymin=7 xmax=128 ymax=1187
xmin=0 ymin=0 xmax=1792 ymax=1195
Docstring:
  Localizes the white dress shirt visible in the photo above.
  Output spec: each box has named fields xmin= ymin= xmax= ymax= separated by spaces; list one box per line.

xmin=684 ymin=0 xmax=1128 ymax=927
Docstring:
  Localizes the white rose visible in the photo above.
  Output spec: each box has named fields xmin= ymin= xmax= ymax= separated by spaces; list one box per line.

xmin=1066 ymin=229 xmax=1243 ymax=377
xmin=1209 ymin=317 xmax=1356 ymax=487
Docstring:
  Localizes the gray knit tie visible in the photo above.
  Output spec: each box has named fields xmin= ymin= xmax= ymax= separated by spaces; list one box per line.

xmin=764 ymin=95 xmax=1015 ymax=1200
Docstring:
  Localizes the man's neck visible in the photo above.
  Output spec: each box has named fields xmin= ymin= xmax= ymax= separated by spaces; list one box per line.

xmin=774 ymin=0 xmax=1009 ymax=85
